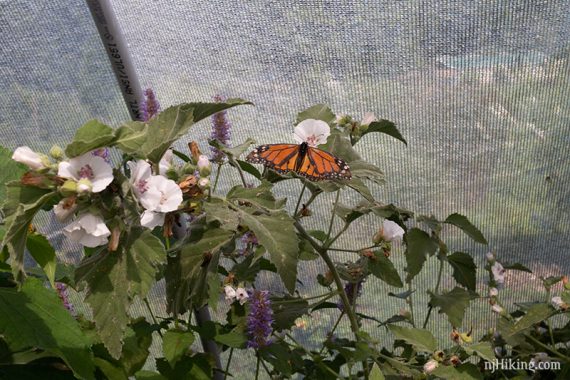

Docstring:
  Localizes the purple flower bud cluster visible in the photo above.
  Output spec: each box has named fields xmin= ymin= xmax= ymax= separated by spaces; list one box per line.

xmin=210 ymin=94 xmax=231 ymax=163
xmin=141 ymin=88 xmax=160 ymax=122
xmin=337 ymin=280 xmax=363 ymax=311
xmin=246 ymin=290 xmax=273 ymax=349
xmin=55 ymin=282 xmax=75 ymax=314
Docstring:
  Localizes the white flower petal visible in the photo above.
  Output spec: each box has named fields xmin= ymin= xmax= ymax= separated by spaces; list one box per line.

xmin=53 ymin=199 xmax=76 ymax=223
xmin=141 ymin=210 xmax=165 ymax=229
xmin=63 ymin=213 xmax=110 ymax=247
xmin=293 ymin=119 xmax=331 ymax=147
xmin=147 ymin=175 xmax=183 ymax=213
xmin=361 ymin=112 xmax=377 ymax=126
xmin=224 ymin=285 xmax=236 ymax=300
xmin=159 ymin=149 xmax=173 ymax=175
xmin=381 ymin=220 xmax=405 ymax=242
xmin=58 ymin=153 xmax=113 ymax=193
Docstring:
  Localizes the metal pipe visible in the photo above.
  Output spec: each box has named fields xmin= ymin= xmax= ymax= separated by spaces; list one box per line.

xmin=85 ymin=0 xmax=144 ymax=121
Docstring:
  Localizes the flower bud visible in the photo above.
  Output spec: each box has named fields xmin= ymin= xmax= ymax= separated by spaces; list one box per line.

xmin=432 ymin=350 xmax=445 ymax=362
xmin=49 ymin=145 xmax=64 ymax=160
xmin=60 ymin=180 xmax=78 ymax=196
xmin=373 ymin=220 xmax=405 ymax=244
xmin=76 ymin=178 xmax=93 ymax=194
xmin=423 ymin=359 xmax=438 ymax=374
xmin=399 ymin=309 xmax=412 ymax=320
xmin=53 ymin=197 xmax=77 ymax=223
xmin=197 ymin=154 xmax=211 ymax=176
xmin=485 ymin=252 xmax=496 ymax=263
xmin=551 ymin=296 xmax=567 ymax=310
xmin=491 ymin=304 xmax=504 ymax=314
xmin=198 ymin=177 xmax=210 ymax=189
xmin=489 ymin=287 xmax=499 ymax=297
xmin=12 ymin=146 xmax=45 ymax=170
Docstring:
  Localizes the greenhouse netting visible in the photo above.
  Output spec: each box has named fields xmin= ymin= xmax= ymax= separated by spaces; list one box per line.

xmin=1 ymin=1 xmax=569 ymax=379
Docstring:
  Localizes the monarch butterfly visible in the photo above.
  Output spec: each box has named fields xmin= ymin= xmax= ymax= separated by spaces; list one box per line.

xmin=246 ymin=142 xmax=351 ymax=181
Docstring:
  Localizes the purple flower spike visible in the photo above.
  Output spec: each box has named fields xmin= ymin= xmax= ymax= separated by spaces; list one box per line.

xmin=210 ymin=94 xmax=231 ymax=163
xmin=55 ymin=282 xmax=75 ymax=315
xmin=337 ymin=280 xmax=363 ymax=311
xmin=141 ymin=88 xmax=160 ymax=122
xmin=246 ymin=290 xmax=273 ymax=349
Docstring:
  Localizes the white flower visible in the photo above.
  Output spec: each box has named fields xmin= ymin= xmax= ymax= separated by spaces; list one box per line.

xmin=551 ymin=296 xmax=565 ymax=309
xmin=235 ymin=287 xmax=249 ymax=305
xmin=489 ymin=287 xmax=499 ymax=297
xmin=423 ymin=359 xmax=438 ymax=374
xmin=140 ymin=210 xmax=165 ymax=229
xmin=378 ymin=220 xmax=405 ymax=243
xmin=293 ymin=119 xmax=331 ymax=147
xmin=224 ymin=285 xmax=236 ymax=301
xmin=63 ymin=213 xmax=110 ymax=247
xmin=491 ymin=304 xmax=504 ymax=314
xmin=485 ymin=252 xmax=496 ymax=263
xmin=12 ymin=146 xmax=45 ymax=170
xmin=146 ymin=175 xmax=183 ymax=213
xmin=53 ymin=198 xmax=77 ymax=223
xmin=530 ymin=352 xmax=549 ymax=367
xmin=361 ymin=112 xmax=377 ymax=126
xmin=58 ymin=152 xmax=113 ymax=193
xmin=491 ymin=262 xmax=505 ymax=284
xmin=159 ymin=149 xmax=173 ymax=176
xmin=128 ymin=160 xmax=162 ymax=209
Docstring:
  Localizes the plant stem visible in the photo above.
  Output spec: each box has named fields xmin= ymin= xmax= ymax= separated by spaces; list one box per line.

xmin=325 ymin=191 xmax=341 ymax=242
xmin=422 ymin=256 xmax=445 ymax=329
xmin=293 ymin=183 xmax=307 ymax=218
xmin=294 ymin=191 xmax=320 ymax=218
xmin=526 ymin=334 xmax=569 ymax=362
xmin=233 ymin=160 xmax=248 ymax=187
xmin=319 ymin=311 xmax=345 ymax=354
xmin=259 ymin=356 xmax=272 ymax=377
xmin=143 ymin=298 xmax=163 ymax=337
xmin=407 ymin=282 xmax=416 ymax=328
xmin=213 ymin=163 xmax=222 ymax=193
xmin=255 ymin=355 xmax=260 ymax=380
xmin=223 ymin=348 xmax=233 ymax=380
xmin=325 ymin=223 xmax=349 ymax=250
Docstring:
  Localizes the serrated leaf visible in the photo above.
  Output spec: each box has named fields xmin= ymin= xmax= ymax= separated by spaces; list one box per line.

xmin=349 ymin=160 xmax=385 ymax=185
xmin=214 ymin=330 xmax=247 ymax=348
xmin=75 ymin=251 xmax=129 ymax=359
xmin=404 ymin=228 xmax=438 ymax=282
xmin=444 ymin=213 xmax=487 ymax=245
xmin=236 ymin=159 xmax=262 ymax=179
xmin=347 ymin=178 xmax=375 ymax=202
xmin=163 ymin=329 xmax=195 ymax=366
xmin=114 ymin=121 xmax=148 ymax=154
xmin=0 ymin=146 xmax=27 ymax=201
xmin=125 ymin=229 xmax=166 ymax=298
xmin=361 ymin=120 xmax=407 ymax=145
xmin=26 ymin=233 xmax=57 ymax=288
xmin=308 ymin=230 xmax=328 ymax=242
xmin=237 ymin=210 xmax=299 ymax=293
xmin=65 ymin=119 xmax=115 ymax=157
xmin=227 ymin=183 xmax=285 ymax=211
xmin=447 ymin=252 xmax=476 ymax=291
xmin=370 ymin=362 xmax=385 ymax=380
xmin=368 ymin=252 xmax=403 ymax=288
xmin=429 ymin=287 xmax=473 ymax=327
xmin=296 ymin=104 xmax=336 ymax=125
xmin=321 ymin=130 xmax=362 ymax=162
xmin=432 ymin=363 xmax=483 ymax=380
xmin=509 ymin=303 xmax=555 ymax=336
xmin=388 ymin=325 xmax=437 ymax=352
xmin=0 ymin=277 xmax=95 ymax=380
xmin=121 ymin=319 xmax=154 ymax=376
xmin=1 ymin=183 xmax=56 ymax=283
xmin=202 ymin=198 xmax=240 ymax=231
xmin=210 ymin=138 xmax=256 ymax=159
xmin=271 ymin=296 xmax=309 ymax=331
xmin=464 ymin=342 xmax=495 ymax=362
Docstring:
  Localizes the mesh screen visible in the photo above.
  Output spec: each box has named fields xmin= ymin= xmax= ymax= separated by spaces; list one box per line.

xmin=2 ymin=1 xmax=570 ymax=377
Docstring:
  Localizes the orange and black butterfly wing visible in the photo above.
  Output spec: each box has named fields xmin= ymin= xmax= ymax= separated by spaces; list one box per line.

xmin=246 ymin=144 xmax=301 ymax=175
xmin=298 ymin=147 xmax=351 ymax=181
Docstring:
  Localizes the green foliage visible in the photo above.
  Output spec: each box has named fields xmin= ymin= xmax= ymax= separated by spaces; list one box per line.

xmin=162 ymin=329 xmax=195 ymax=366
xmin=0 ymin=146 xmax=27 ymax=201
xmin=367 ymin=251 xmax=404 ymax=288
xmin=429 ymin=287 xmax=474 ymax=327
xmin=444 ymin=213 xmax=488 ymax=245
xmin=361 ymin=120 xmax=407 ymax=146
xmin=65 ymin=119 xmax=115 ymax=157
xmin=447 ymin=252 xmax=477 ymax=291
xmin=296 ymin=104 xmax=336 ymax=125
xmin=26 ymin=232 xmax=57 ymax=287
xmin=387 ymin=325 xmax=437 ymax=352
xmin=0 ymin=277 xmax=95 ymax=379
xmin=404 ymin=228 xmax=438 ymax=282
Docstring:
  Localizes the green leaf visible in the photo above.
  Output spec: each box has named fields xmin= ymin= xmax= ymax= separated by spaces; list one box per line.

xmin=114 ymin=121 xmax=148 ymax=154
xmin=65 ymin=119 xmax=115 ymax=157
xmin=404 ymin=228 xmax=438 ymax=282
xmin=1 ymin=183 xmax=56 ymax=283
xmin=368 ymin=252 xmax=404 ymax=288
xmin=94 ymin=358 xmax=128 ymax=380
xmin=321 ymin=130 xmax=362 ymax=162
xmin=0 ymin=146 xmax=27 ymax=201
xmin=75 ymin=251 xmax=129 ymax=359
xmin=271 ymin=296 xmax=309 ymax=331
xmin=447 ymin=252 xmax=477 ymax=291
xmin=135 ymin=371 xmax=167 ymax=380
xmin=369 ymin=362 xmax=386 ymax=380
xmin=120 ymin=319 xmax=154 ymax=376
xmin=349 ymin=160 xmax=385 ymax=185
xmin=432 ymin=363 xmax=483 ymax=380
xmin=26 ymin=233 xmax=56 ymax=288
xmin=227 ymin=183 xmax=286 ymax=211
xmin=510 ymin=303 xmax=555 ymax=335
xmin=202 ymin=198 xmax=240 ymax=231
xmin=429 ymin=287 xmax=474 ymax=327
xmin=503 ymin=262 xmax=532 ymax=273
xmin=308 ymin=230 xmax=328 ymax=242
xmin=444 ymin=213 xmax=488 ymax=245
xmin=236 ymin=160 xmax=261 ymax=179
xmin=347 ymin=178 xmax=375 ymax=202
xmin=296 ymin=104 xmax=336 ymax=125
xmin=388 ymin=289 xmax=415 ymax=299
xmin=0 ymin=277 xmax=95 ymax=380
xmin=125 ymin=229 xmax=167 ymax=299
xmin=387 ymin=325 xmax=437 ymax=352
xmin=163 ymin=329 xmax=195 ymax=366
xmin=361 ymin=120 xmax=407 ymax=145
xmin=210 ymin=138 xmax=256 ymax=159
xmin=237 ymin=210 xmax=299 ymax=293
xmin=464 ymin=342 xmax=495 ymax=362
xmin=214 ymin=330 xmax=247 ymax=348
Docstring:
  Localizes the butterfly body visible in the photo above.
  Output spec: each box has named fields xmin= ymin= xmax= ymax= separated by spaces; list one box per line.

xmin=246 ymin=142 xmax=351 ymax=181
